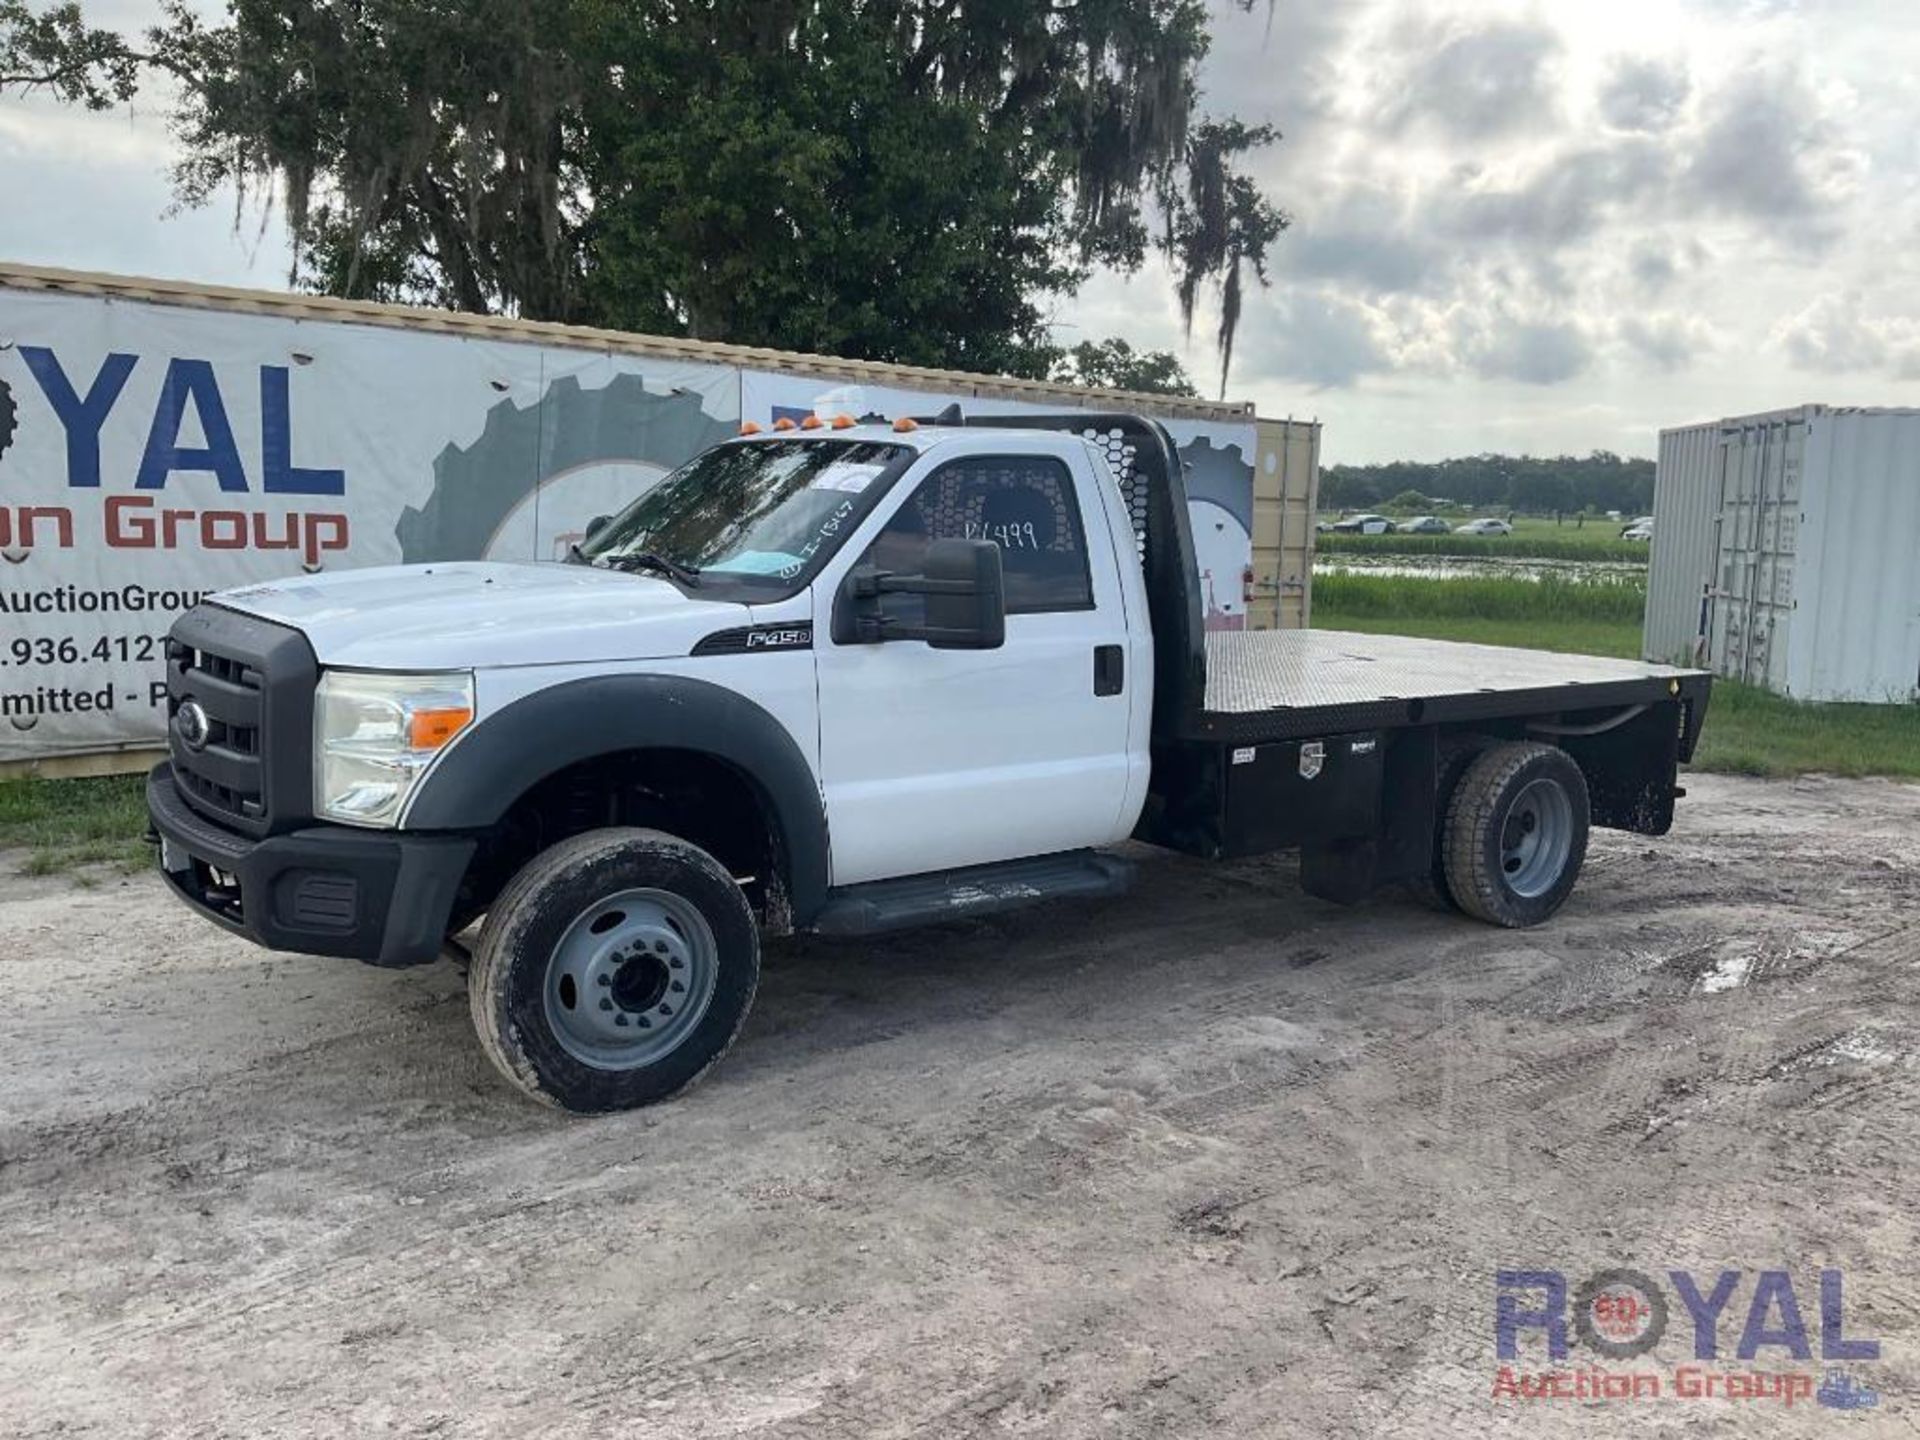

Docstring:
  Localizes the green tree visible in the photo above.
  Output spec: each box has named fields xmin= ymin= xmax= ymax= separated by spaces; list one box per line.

xmin=1052 ymin=338 xmax=1198 ymax=396
xmin=1322 ymin=453 xmax=1656 ymax=516
xmin=0 ymin=0 xmax=147 ymax=107
xmin=4 ymin=0 xmax=1287 ymax=390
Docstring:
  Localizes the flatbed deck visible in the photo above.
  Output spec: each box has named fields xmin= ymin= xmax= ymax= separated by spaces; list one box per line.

xmin=1195 ymin=629 xmax=1705 ymax=743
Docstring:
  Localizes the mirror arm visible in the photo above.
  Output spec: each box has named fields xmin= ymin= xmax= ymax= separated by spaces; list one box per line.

xmin=855 ymin=569 xmax=976 ymax=599
xmin=860 ymin=615 xmax=982 ymax=646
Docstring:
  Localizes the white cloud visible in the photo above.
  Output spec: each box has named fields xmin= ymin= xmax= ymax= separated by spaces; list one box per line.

xmin=1377 ymin=14 xmax=1565 ymax=141
xmin=1462 ymin=313 xmax=1595 ymax=386
xmin=1597 ymin=57 xmax=1692 ymax=132
xmin=1617 ymin=314 xmax=1716 ymax=372
xmin=1682 ymin=60 xmax=1864 ymax=244
xmin=1242 ymin=288 xmax=1395 ymax=389
xmin=1775 ymin=292 xmax=1920 ymax=378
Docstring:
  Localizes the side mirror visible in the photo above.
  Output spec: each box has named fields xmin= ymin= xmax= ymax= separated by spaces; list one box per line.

xmin=584 ymin=514 xmax=612 ymax=541
xmin=835 ymin=537 xmax=1006 ymax=649
xmin=918 ymin=537 xmax=1006 ymax=650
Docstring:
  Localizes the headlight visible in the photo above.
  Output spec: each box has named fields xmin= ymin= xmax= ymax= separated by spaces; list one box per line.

xmin=314 ymin=670 xmax=474 ymax=827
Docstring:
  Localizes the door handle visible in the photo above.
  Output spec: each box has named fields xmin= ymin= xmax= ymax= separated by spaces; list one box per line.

xmin=1094 ymin=644 xmax=1124 ymax=697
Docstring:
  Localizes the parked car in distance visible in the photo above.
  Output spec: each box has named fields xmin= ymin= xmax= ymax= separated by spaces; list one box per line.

xmin=1398 ymin=516 xmax=1451 ymax=534
xmin=1619 ymin=515 xmax=1654 ymax=538
xmin=1622 ymin=522 xmax=1653 ymax=542
xmin=1331 ymin=513 xmax=1394 ymax=534
xmin=1455 ymin=518 xmax=1513 ymax=536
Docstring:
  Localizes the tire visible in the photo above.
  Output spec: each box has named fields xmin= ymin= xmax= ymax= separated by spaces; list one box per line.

xmin=1441 ymin=742 xmax=1590 ymax=928
xmin=1406 ymin=736 xmax=1485 ymax=912
xmin=469 ymin=828 xmax=759 ymax=1113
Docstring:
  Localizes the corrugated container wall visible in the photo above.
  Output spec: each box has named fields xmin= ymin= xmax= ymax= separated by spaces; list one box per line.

xmin=1644 ymin=419 xmax=1726 ymax=665
xmin=1250 ymin=417 xmax=1321 ymax=630
xmin=1645 ymin=406 xmax=1920 ymax=703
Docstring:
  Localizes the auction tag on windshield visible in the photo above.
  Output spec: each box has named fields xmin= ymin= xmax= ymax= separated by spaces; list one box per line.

xmin=809 ymin=462 xmax=886 ymax=494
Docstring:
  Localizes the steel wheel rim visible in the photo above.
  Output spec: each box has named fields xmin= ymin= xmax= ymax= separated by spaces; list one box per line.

xmin=544 ymin=887 xmax=720 ymax=1070
xmin=1501 ymin=777 xmax=1574 ymax=899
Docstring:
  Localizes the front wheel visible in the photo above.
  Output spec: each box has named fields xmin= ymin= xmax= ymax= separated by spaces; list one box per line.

xmin=1441 ymin=742 xmax=1590 ymax=928
xmin=469 ymin=828 xmax=760 ymax=1112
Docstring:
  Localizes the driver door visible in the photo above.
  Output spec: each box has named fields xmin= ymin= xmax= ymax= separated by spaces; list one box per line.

xmin=813 ymin=446 xmax=1135 ymax=886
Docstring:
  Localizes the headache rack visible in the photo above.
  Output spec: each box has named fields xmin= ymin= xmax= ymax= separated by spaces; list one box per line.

xmin=934 ymin=411 xmax=1210 ymax=738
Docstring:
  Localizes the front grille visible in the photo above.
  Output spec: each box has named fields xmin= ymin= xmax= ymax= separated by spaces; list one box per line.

xmin=166 ymin=606 xmax=318 ymax=838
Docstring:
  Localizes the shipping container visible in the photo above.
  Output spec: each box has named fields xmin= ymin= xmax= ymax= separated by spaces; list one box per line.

xmin=0 ymin=262 xmax=1318 ymax=771
xmin=1645 ymin=405 xmax=1920 ymax=702
xmin=1250 ymin=416 xmax=1321 ymax=630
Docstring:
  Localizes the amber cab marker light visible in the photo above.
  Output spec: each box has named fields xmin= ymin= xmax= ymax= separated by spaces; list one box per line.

xmin=831 ymin=414 xmax=856 ymax=429
xmin=772 ymin=417 xmax=797 ymax=431
xmin=739 ymin=421 xmax=763 ymax=436
xmin=893 ymin=416 xmax=919 ymax=433
xmin=800 ymin=414 xmax=824 ymax=430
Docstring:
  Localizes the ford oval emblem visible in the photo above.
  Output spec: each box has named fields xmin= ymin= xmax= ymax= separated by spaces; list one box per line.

xmin=176 ymin=699 xmax=211 ymax=752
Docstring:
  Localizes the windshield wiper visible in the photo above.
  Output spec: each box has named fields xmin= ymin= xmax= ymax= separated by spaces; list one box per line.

xmin=603 ymin=550 xmax=703 ymax=587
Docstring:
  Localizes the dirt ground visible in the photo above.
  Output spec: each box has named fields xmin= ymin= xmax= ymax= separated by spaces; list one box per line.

xmin=2 ymin=773 xmax=1916 ymax=1438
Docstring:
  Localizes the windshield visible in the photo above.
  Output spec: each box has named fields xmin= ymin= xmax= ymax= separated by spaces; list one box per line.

xmin=577 ymin=439 xmax=912 ymax=594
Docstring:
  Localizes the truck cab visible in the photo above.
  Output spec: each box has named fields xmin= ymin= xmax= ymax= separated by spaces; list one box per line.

xmin=149 ymin=413 xmax=1710 ymax=1113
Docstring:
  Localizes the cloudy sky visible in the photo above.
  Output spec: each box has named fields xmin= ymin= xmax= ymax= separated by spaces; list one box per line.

xmin=4 ymin=0 xmax=1918 ymax=462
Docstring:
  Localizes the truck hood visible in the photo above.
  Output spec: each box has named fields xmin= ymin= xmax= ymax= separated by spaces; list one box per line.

xmin=211 ymin=561 xmax=751 ymax=669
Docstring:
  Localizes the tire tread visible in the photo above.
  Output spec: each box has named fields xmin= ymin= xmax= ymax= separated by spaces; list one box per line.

xmin=468 ymin=828 xmax=758 ymax=1111
xmin=1442 ymin=741 xmax=1589 ymax=928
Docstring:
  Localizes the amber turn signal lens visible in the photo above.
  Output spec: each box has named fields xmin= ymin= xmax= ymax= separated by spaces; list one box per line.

xmin=408 ymin=706 xmax=473 ymax=750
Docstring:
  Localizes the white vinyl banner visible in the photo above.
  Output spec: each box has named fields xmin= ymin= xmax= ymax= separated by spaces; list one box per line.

xmin=0 ymin=291 xmax=736 ymax=762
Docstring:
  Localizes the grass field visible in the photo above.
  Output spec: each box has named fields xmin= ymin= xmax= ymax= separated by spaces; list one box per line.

xmin=1314 ymin=571 xmax=1920 ymax=781
xmin=1312 ymin=569 xmax=1646 ymax=624
xmin=0 ymin=774 xmax=149 ymax=878
xmin=1318 ymin=517 xmax=1647 ymax=564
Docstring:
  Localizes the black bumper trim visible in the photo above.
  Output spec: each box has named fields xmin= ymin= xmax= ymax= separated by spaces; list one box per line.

xmin=147 ymin=763 xmax=474 ymax=968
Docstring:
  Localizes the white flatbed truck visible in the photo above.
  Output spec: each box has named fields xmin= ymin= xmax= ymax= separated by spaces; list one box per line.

xmin=148 ymin=412 xmax=1711 ymax=1111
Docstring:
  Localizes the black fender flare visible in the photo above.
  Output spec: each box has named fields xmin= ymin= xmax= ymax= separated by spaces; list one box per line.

xmin=403 ymin=674 xmax=830 ymax=924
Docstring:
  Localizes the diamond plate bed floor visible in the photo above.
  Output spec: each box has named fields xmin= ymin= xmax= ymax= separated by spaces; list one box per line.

xmin=1202 ymin=629 xmax=1697 ymax=719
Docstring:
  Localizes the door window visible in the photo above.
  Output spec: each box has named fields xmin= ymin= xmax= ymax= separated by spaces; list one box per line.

xmin=862 ymin=455 xmax=1094 ymax=618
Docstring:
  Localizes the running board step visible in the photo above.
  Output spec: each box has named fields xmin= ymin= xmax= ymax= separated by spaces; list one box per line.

xmin=812 ymin=851 xmax=1135 ymax=937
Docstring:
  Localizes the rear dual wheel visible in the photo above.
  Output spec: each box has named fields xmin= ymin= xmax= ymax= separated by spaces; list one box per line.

xmin=1419 ymin=740 xmax=1591 ymax=928
xmin=469 ymin=828 xmax=759 ymax=1113
xmin=1443 ymin=741 xmax=1590 ymax=927
xmin=1406 ymin=737 xmax=1484 ymax=911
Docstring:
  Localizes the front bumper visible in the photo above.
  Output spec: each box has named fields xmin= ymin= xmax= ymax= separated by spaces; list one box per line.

xmin=147 ymin=763 xmax=475 ymax=967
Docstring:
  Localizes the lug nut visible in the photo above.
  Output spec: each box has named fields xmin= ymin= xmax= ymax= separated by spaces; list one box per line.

xmin=670 ymin=980 xmax=684 ymax=993
xmin=614 ymin=1014 xmax=629 ymax=1027
xmin=597 ymin=974 xmax=611 ymax=987
xmin=599 ymin=998 xmax=613 ymax=1011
